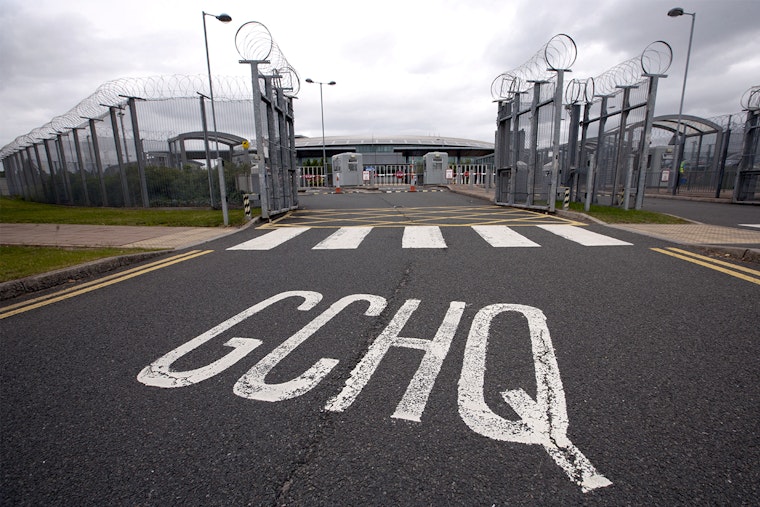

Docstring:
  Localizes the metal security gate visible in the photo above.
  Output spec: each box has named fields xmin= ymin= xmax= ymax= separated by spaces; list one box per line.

xmin=492 ymin=34 xmax=576 ymax=212
xmin=237 ymin=22 xmax=299 ymax=219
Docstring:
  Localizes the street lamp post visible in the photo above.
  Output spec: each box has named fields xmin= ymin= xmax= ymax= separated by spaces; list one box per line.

xmin=202 ymin=10 xmax=231 ymax=224
xmin=305 ymin=78 xmax=336 ymax=186
xmin=667 ymin=7 xmax=696 ymax=195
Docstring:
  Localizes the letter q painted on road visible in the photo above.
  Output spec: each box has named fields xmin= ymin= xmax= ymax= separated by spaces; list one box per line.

xmin=458 ymin=304 xmax=612 ymax=492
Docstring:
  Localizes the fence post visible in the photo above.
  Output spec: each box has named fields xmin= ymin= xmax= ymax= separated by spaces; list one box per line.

xmin=584 ymin=156 xmax=595 ymax=212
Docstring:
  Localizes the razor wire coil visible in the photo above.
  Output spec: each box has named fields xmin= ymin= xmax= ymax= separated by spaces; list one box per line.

xmin=491 ymin=34 xmax=577 ymax=99
xmin=235 ymin=21 xmax=300 ymax=95
xmin=740 ymin=85 xmax=760 ymax=111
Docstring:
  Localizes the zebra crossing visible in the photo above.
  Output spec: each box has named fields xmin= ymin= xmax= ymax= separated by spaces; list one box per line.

xmin=227 ymin=225 xmax=633 ymax=251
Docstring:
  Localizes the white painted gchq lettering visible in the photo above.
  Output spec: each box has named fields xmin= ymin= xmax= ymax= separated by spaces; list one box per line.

xmin=458 ymin=304 xmax=612 ymax=493
xmin=137 ymin=290 xmax=611 ymax=492
xmin=233 ymin=294 xmax=387 ymax=402
xmin=137 ymin=290 xmax=322 ymax=388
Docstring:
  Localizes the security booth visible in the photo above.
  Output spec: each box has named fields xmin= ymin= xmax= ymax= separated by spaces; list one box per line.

xmin=423 ymin=152 xmax=448 ymax=185
xmin=332 ymin=152 xmax=363 ymax=186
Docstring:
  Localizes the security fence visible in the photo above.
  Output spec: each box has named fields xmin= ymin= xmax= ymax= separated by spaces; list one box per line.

xmin=490 ymin=37 xmax=759 ymax=207
xmin=1 ymin=75 xmax=260 ymax=210
xmin=491 ymin=34 xmax=577 ymax=212
xmin=296 ymin=164 xmax=493 ymax=189
xmin=0 ymin=21 xmax=303 ymax=219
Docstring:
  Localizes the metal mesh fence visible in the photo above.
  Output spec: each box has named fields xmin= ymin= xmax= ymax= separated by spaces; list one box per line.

xmin=1 ymin=75 xmax=267 ymax=208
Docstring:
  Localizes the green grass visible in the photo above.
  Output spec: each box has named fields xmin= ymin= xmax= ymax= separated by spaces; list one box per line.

xmin=0 ymin=245 xmax=157 ymax=282
xmin=0 ymin=196 xmax=261 ymax=283
xmin=0 ymin=196 xmax=253 ymax=227
xmin=564 ymin=202 xmax=689 ymax=224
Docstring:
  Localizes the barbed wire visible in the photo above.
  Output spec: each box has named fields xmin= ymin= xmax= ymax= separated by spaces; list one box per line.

xmin=564 ymin=41 xmax=672 ymax=105
xmin=235 ymin=21 xmax=301 ymax=95
xmin=491 ymin=34 xmax=577 ymax=99
xmin=740 ymin=85 xmax=759 ymax=111
xmin=0 ymin=74 xmax=262 ymax=157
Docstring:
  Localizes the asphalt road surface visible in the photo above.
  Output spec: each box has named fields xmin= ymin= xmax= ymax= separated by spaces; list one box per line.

xmin=2 ymin=191 xmax=758 ymax=506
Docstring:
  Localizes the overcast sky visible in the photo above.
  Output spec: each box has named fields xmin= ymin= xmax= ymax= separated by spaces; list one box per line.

xmin=1 ymin=0 xmax=758 ymax=152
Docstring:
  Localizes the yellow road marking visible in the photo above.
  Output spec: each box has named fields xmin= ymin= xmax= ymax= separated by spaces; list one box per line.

xmin=0 ymin=250 xmax=213 ymax=319
xmin=651 ymin=247 xmax=760 ymax=286
xmin=260 ymin=206 xmax=584 ymax=228
xmin=666 ymin=248 xmax=760 ymax=277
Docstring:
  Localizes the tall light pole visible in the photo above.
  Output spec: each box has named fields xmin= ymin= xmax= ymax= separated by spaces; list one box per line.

xmin=305 ymin=78 xmax=336 ymax=186
xmin=202 ymin=10 xmax=231 ymax=224
xmin=667 ymin=7 xmax=696 ymax=195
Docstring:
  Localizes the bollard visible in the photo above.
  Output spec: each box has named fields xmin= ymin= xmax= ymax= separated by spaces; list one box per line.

xmin=244 ymin=194 xmax=251 ymax=219
xmin=563 ymin=187 xmax=570 ymax=210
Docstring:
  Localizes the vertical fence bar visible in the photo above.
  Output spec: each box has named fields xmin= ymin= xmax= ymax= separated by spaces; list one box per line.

xmin=107 ymin=106 xmax=130 ymax=207
xmin=72 ymin=128 xmax=90 ymax=206
xmin=125 ymin=97 xmax=150 ymax=207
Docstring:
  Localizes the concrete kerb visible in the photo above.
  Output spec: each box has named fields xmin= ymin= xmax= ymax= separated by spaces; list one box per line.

xmin=0 ymin=216 xmax=262 ymax=301
xmin=0 ymin=250 xmax=172 ymax=301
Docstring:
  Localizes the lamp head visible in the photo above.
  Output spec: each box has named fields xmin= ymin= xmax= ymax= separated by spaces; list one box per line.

xmin=668 ymin=7 xmax=685 ymax=16
xmin=216 ymin=13 xmax=232 ymax=23
xmin=328 ymin=81 xmax=336 ymax=85
xmin=305 ymin=78 xmax=314 ymax=83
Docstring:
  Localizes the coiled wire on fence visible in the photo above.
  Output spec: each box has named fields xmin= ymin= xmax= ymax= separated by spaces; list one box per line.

xmin=565 ymin=41 xmax=672 ymax=104
xmin=491 ymin=34 xmax=577 ymax=99
xmin=235 ymin=21 xmax=300 ymax=95
xmin=0 ymin=74 xmax=261 ymax=158
xmin=741 ymin=85 xmax=760 ymax=110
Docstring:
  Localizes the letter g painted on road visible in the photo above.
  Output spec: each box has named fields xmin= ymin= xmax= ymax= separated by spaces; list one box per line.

xmin=137 ymin=291 xmax=322 ymax=388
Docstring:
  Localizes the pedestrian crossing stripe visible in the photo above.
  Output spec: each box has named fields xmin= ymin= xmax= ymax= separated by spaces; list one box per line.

xmin=313 ymin=227 xmax=373 ymax=249
xmin=226 ymin=225 xmax=632 ymax=251
xmin=227 ymin=227 xmax=309 ymax=250
xmin=402 ymin=226 xmax=447 ymax=249
xmin=536 ymin=225 xmax=633 ymax=246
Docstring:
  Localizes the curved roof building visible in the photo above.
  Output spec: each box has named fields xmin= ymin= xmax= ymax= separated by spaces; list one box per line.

xmin=295 ymin=135 xmax=494 ymax=165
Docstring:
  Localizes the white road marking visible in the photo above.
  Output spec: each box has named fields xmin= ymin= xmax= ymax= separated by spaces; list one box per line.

xmin=234 ymin=294 xmax=387 ymax=402
xmin=458 ymin=304 xmax=612 ymax=492
xmin=313 ymin=227 xmax=373 ymax=249
xmin=472 ymin=225 xmax=541 ymax=247
xmin=739 ymin=224 xmax=760 ymax=229
xmin=324 ymin=300 xmax=466 ymax=422
xmin=137 ymin=291 xmax=322 ymax=388
xmin=402 ymin=226 xmax=447 ymax=249
xmin=139 ymin=290 xmax=612 ymax=493
xmin=227 ymin=227 xmax=310 ymax=250
xmin=537 ymin=224 xmax=632 ymax=246
xmin=226 ymin=225 xmax=636 ymax=250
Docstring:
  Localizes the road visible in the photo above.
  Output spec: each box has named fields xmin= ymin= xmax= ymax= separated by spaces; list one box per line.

xmin=2 ymin=191 xmax=759 ymax=505
xmin=642 ymin=195 xmax=760 ymax=228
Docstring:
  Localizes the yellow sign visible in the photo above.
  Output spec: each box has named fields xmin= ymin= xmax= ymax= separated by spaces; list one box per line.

xmin=242 ymin=140 xmax=250 ymax=150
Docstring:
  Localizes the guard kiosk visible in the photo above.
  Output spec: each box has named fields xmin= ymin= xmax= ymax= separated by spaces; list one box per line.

xmin=423 ymin=152 xmax=448 ymax=185
xmin=332 ymin=153 xmax=363 ymax=186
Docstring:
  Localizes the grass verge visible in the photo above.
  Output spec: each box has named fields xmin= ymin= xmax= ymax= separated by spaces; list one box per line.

xmin=0 ymin=196 xmax=260 ymax=282
xmin=0 ymin=196 xmax=252 ymax=227
xmin=0 ymin=245 xmax=157 ymax=282
xmin=564 ymin=202 xmax=690 ymax=224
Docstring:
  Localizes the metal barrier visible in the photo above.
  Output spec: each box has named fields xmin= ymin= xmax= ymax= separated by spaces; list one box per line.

xmin=295 ymin=164 xmax=493 ymax=190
